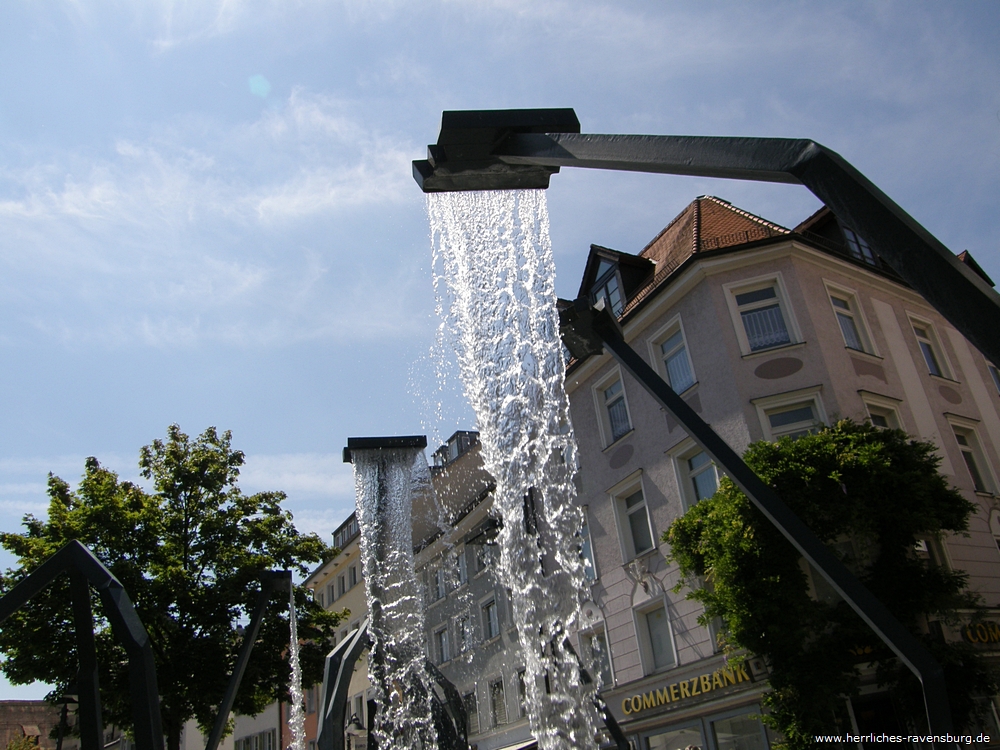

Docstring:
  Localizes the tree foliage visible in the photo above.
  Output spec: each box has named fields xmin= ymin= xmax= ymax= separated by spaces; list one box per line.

xmin=666 ymin=420 xmax=995 ymax=747
xmin=0 ymin=425 xmax=345 ymax=750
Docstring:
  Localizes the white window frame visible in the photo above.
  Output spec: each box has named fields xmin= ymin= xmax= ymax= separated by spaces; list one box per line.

xmin=647 ymin=314 xmax=697 ymax=394
xmin=463 ymin=689 xmax=480 ymax=736
xmin=859 ymin=391 xmax=903 ymax=431
xmin=455 ymin=548 xmax=468 ymax=587
xmin=908 ymin=314 xmax=954 ymax=380
xmin=580 ymin=505 xmax=597 ymax=582
xmin=435 ymin=625 xmax=451 ymax=664
xmin=516 ymin=669 xmax=528 ymax=718
xmin=634 ymin=597 xmax=677 ymax=675
xmin=456 ymin=614 xmax=472 ymax=653
xmin=752 ymin=386 xmax=828 ymax=441
xmin=581 ymin=625 xmax=615 ymax=689
xmin=592 ymin=366 xmax=633 ymax=447
xmin=723 ymin=272 xmax=802 ymax=356
xmin=434 ymin=566 xmax=447 ymax=601
xmin=609 ymin=471 xmax=656 ymax=562
xmin=669 ymin=438 xmax=720 ymax=512
xmin=488 ymin=675 xmax=508 ymax=728
xmin=989 ymin=363 xmax=1000 ymax=395
xmin=824 ymin=281 xmax=877 ymax=355
xmin=481 ymin=596 xmax=500 ymax=641
xmin=949 ymin=418 xmax=996 ymax=495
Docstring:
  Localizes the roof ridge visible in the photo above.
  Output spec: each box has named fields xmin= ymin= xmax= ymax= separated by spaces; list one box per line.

xmin=700 ymin=195 xmax=791 ymax=234
xmin=692 ymin=196 xmax=702 ymax=254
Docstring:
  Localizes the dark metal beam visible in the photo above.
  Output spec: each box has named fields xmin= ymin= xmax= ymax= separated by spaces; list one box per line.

xmin=0 ymin=541 xmax=165 ymax=750
xmin=205 ymin=571 xmax=292 ymax=750
xmin=317 ymin=620 xmax=371 ymax=750
xmin=414 ymin=109 xmax=1000 ymax=371
xmin=69 ymin=568 xmax=102 ymax=750
xmin=560 ymin=297 xmax=953 ymax=737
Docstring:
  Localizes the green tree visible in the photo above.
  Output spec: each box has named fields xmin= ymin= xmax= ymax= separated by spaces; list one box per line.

xmin=666 ymin=420 xmax=995 ymax=747
xmin=0 ymin=425 xmax=346 ymax=750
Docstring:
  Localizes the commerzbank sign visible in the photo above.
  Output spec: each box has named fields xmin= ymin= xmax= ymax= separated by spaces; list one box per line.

xmin=620 ymin=663 xmax=753 ymax=716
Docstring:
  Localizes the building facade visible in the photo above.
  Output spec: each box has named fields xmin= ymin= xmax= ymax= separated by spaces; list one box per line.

xmin=414 ymin=431 xmax=538 ymax=750
xmin=563 ymin=196 xmax=1000 ymax=747
xmin=303 ymin=511 xmax=372 ymax=749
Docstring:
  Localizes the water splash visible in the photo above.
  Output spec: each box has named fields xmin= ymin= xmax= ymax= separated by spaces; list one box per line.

xmin=287 ymin=587 xmax=306 ymax=750
xmin=427 ymin=189 xmax=599 ymax=750
xmin=352 ymin=447 xmax=439 ymax=749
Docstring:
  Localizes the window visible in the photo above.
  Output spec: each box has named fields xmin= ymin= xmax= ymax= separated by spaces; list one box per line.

xmin=591 ymin=258 xmax=624 ymax=317
xmin=306 ymin=685 xmax=316 ymax=714
xmin=651 ymin=319 xmax=696 ymax=393
xmin=754 ymin=388 xmax=827 ymax=441
xmin=475 ymin=543 xmax=494 ymax=573
xmin=614 ymin=484 xmax=654 ymax=560
xmin=337 ymin=574 xmax=346 ymax=599
xmin=866 ymin=403 xmax=900 ymax=430
xmin=673 ymin=442 xmax=719 ymax=510
xmin=593 ymin=369 xmax=632 ymax=446
xmin=585 ymin=629 xmax=613 ymax=689
xmin=990 ymin=364 xmax=1000 ymax=395
xmin=734 ymin=285 xmax=791 ymax=352
xmin=579 ymin=508 xmax=597 ymax=582
xmin=489 ymin=678 xmax=508 ymax=727
xmin=910 ymin=318 xmax=951 ymax=378
xmin=826 ymin=286 xmax=874 ymax=354
xmin=352 ymin=695 xmax=364 ymax=725
xmin=517 ymin=670 xmax=527 ymax=717
xmin=953 ymin=426 xmax=993 ymax=493
xmin=315 ymin=590 xmax=324 ymax=608
xmin=434 ymin=568 xmax=447 ymax=601
xmin=457 ymin=615 xmax=472 ymax=652
xmin=637 ymin=602 xmax=675 ymax=674
xmin=482 ymin=599 xmax=500 ymax=640
xmin=348 ymin=565 xmax=358 ymax=589
xmin=841 ymin=225 xmax=877 ymax=266
xmin=435 ymin=627 xmax=451 ymax=664
xmin=463 ymin=691 xmax=479 ymax=735
xmin=327 ymin=584 xmax=335 ymax=605
xmin=711 ymin=712 xmax=768 ymax=750
xmin=455 ymin=549 xmax=468 ymax=586
xmin=860 ymin=393 xmax=902 ymax=430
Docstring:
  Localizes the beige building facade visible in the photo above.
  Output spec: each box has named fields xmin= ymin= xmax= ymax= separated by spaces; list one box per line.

xmin=564 ymin=196 xmax=1000 ymax=747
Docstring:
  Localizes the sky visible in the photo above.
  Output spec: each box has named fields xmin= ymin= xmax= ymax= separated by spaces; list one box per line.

xmin=0 ymin=0 xmax=998 ymax=699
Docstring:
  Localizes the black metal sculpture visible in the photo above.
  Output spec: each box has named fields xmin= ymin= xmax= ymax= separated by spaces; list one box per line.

xmin=205 ymin=571 xmax=293 ymax=750
xmin=411 ymin=108 xmax=990 ymax=738
xmin=413 ymin=108 xmax=1000 ymax=375
xmin=0 ymin=540 xmax=164 ymax=750
xmin=315 ymin=620 xmax=470 ymax=750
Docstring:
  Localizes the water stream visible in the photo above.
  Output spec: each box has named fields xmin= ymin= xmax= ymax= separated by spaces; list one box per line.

xmin=352 ymin=446 xmax=439 ymax=749
xmin=427 ymin=189 xmax=599 ymax=750
xmin=287 ymin=587 xmax=306 ymax=750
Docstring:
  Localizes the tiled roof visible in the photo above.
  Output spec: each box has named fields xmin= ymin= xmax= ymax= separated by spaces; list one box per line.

xmin=620 ymin=196 xmax=790 ymax=316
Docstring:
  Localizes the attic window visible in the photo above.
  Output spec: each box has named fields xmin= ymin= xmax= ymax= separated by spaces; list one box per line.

xmin=840 ymin=224 xmax=877 ymax=266
xmin=591 ymin=259 xmax=624 ymax=317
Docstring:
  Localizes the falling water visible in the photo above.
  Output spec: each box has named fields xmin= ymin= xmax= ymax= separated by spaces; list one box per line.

xmin=352 ymin=447 xmax=439 ymax=749
xmin=427 ymin=189 xmax=599 ymax=750
xmin=287 ymin=588 xmax=306 ymax=750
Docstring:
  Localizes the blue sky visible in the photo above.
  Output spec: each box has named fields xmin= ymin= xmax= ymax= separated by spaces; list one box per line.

xmin=0 ymin=0 xmax=998 ymax=698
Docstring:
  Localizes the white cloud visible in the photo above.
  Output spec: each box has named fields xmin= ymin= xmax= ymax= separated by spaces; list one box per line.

xmin=0 ymin=90 xmax=428 ymax=349
xmin=240 ymin=452 xmax=355 ymax=498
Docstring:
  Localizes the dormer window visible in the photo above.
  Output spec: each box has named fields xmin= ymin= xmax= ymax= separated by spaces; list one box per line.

xmin=591 ymin=258 xmax=624 ymax=317
xmin=840 ymin=224 xmax=877 ymax=266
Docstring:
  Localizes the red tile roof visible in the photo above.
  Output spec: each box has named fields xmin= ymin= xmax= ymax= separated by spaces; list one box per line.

xmin=620 ymin=196 xmax=790 ymax=316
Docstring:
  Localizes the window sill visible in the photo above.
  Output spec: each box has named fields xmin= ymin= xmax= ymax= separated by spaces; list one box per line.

xmin=602 ymin=429 xmax=635 ymax=452
xmin=482 ymin=635 xmax=502 ymax=646
xmin=740 ymin=341 xmax=806 ymax=360
xmin=929 ymin=373 xmax=961 ymax=385
xmin=846 ymin=348 xmax=882 ymax=362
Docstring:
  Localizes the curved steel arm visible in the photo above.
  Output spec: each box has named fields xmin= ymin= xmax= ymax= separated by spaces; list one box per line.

xmin=0 ymin=540 xmax=165 ymax=750
xmin=498 ymin=130 xmax=1000 ymax=372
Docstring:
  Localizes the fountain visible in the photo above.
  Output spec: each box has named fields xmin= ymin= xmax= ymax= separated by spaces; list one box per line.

xmin=427 ymin=189 xmax=599 ymax=750
xmin=287 ymin=586 xmax=307 ymax=750
xmin=411 ymin=106 xmax=1000 ymax=739
xmin=344 ymin=436 xmax=440 ymax=750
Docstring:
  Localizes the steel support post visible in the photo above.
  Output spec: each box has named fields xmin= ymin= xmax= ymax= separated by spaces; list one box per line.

xmin=205 ymin=571 xmax=292 ymax=750
xmin=69 ymin=568 xmax=103 ymax=750
xmin=560 ymin=298 xmax=954 ymax=740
